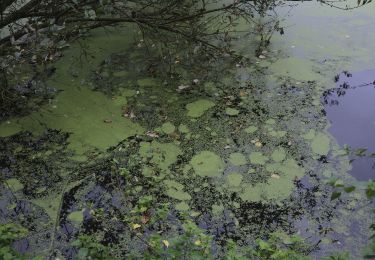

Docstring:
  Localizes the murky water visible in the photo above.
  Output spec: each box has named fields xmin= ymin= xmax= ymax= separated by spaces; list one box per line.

xmin=1 ymin=2 xmax=375 ymax=259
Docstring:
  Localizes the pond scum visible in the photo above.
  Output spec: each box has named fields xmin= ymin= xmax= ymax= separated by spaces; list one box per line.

xmin=1 ymin=3 xmax=375 ymax=259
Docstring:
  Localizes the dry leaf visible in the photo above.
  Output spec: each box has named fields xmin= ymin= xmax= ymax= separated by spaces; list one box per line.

xmin=194 ymin=240 xmax=202 ymax=246
xmin=132 ymin=223 xmax=141 ymax=230
xmin=162 ymin=240 xmax=170 ymax=248
xmin=271 ymin=173 xmax=280 ymax=179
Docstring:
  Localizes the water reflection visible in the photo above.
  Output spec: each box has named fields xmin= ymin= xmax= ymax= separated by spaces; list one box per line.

xmin=324 ymin=69 xmax=375 ymax=180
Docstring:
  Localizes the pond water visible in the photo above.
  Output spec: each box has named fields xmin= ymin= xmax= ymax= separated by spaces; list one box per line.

xmin=324 ymin=70 xmax=375 ymax=181
xmin=1 ymin=1 xmax=375 ymax=259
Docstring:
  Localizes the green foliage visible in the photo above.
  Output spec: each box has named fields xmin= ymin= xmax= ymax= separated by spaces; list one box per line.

xmin=327 ymin=179 xmax=356 ymax=201
xmin=144 ymin=220 xmax=213 ymax=259
xmin=72 ymin=235 xmax=113 ymax=260
xmin=0 ymin=224 xmax=28 ymax=260
xmin=249 ymin=232 xmax=310 ymax=260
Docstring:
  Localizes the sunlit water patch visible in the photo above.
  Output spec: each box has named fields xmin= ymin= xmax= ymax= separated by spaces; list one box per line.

xmin=324 ymin=69 xmax=375 ymax=180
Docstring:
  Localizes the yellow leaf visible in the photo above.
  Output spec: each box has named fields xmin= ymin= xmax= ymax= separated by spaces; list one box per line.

xmin=162 ymin=240 xmax=170 ymax=248
xmin=194 ymin=240 xmax=201 ymax=246
xmin=132 ymin=223 xmax=141 ymax=229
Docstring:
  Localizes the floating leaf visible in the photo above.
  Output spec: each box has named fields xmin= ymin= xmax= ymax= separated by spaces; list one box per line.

xmin=344 ymin=186 xmax=356 ymax=193
xmin=331 ymin=191 xmax=341 ymax=201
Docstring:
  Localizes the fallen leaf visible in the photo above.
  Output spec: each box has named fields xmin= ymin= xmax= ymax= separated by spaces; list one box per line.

xmin=132 ymin=223 xmax=141 ymax=230
xmin=162 ymin=240 xmax=170 ymax=248
xmin=146 ymin=131 xmax=159 ymax=138
xmin=271 ymin=173 xmax=280 ymax=179
xmin=194 ymin=240 xmax=202 ymax=246
xmin=255 ymin=141 xmax=263 ymax=147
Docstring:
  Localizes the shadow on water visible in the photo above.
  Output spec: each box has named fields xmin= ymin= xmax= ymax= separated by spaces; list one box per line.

xmin=323 ymin=69 xmax=375 ymax=181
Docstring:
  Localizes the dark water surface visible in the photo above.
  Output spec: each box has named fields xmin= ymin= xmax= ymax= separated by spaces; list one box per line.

xmin=324 ymin=70 xmax=375 ymax=180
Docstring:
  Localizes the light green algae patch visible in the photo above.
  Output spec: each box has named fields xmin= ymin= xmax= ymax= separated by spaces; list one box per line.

xmin=303 ymin=129 xmax=316 ymax=140
xmin=164 ymin=180 xmax=191 ymax=201
xmin=269 ymin=130 xmax=287 ymax=138
xmin=161 ymin=122 xmax=176 ymax=134
xmin=228 ymin=153 xmax=247 ymax=166
xmin=139 ymin=141 xmax=182 ymax=171
xmin=32 ymin=195 xmax=61 ymax=221
xmin=67 ymin=210 xmax=84 ymax=223
xmin=212 ymin=204 xmax=224 ymax=215
xmin=186 ymin=99 xmax=215 ymax=118
xmin=190 ymin=151 xmax=225 ymax=177
xmin=137 ymin=78 xmax=159 ymax=87
xmin=5 ymin=178 xmax=24 ymax=192
xmin=0 ymin=122 xmax=23 ymax=137
xmin=225 ymin=107 xmax=240 ymax=116
xmin=178 ymin=124 xmax=190 ymax=133
xmin=227 ymin=173 xmax=243 ymax=187
xmin=175 ymin=202 xmax=190 ymax=211
xmin=240 ymin=159 xmax=304 ymax=202
xmin=269 ymin=57 xmax=324 ymax=82
xmin=249 ymin=152 xmax=268 ymax=165
xmin=244 ymin=126 xmax=258 ymax=134
xmin=271 ymin=148 xmax=286 ymax=162
xmin=0 ymin=28 xmax=144 ymax=157
xmin=311 ymin=132 xmax=330 ymax=155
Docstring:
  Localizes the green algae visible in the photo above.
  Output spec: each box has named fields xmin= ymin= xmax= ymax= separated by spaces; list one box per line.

xmin=164 ymin=180 xmax=192 ymax=201
xmin=212 ymin=204 xmax=224 ymax=215
xmin=5 ymin=178 xmax=24 ymax=192
xmin=311 ymin=132 xmax=330 ymax=155
xmin=0 ymin=122 xmax=23 ymax=137
xmin=137 ymin=78 xmax=159 ymax=87
xmin=269 ymin=130 xmax=287 ymax=138
xmin=0 ymin=28 xmax=144 ymax=157
xmin=32 ymin=195 xmax=61 ymax=221
xmin=67 ymin=210 xmax=84 ymax=223
xmin=139 ymin=141 xmax=182 ymax=171
xmin=178 ymin=124 xmax=190 ymax=133
xmin=303 ymin=129 xmax=316 ymax=140
xmin=186 ymin=99 xmax=215 ymax=118
xmin=271 ymin=148 xmax=286 ymax=162
xmin=225 ymin=107 xmax=240 ymax=116
xmin=228 ymin=153 xmax=247 ymax=166
xmin=190 ymin=151 xmax=225 ymax=177
xmin=161 ymin=122 xmax=176 ymax=134
xmin=240 ymin=159 xmax=304 ymax=202
xmin=244 ymin=126 xmax=258 ymax=134
xmin=227 ymin=173 xmax=243 ymax=187
xmin=175 ymin=201 xmax=190 ymax=211
xmin=249 ymin=152 xmax=268 ymax=165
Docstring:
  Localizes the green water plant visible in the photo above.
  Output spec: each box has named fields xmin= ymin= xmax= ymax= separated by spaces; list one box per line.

xmin=0 ymin=224 xmax=28 ymax=260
